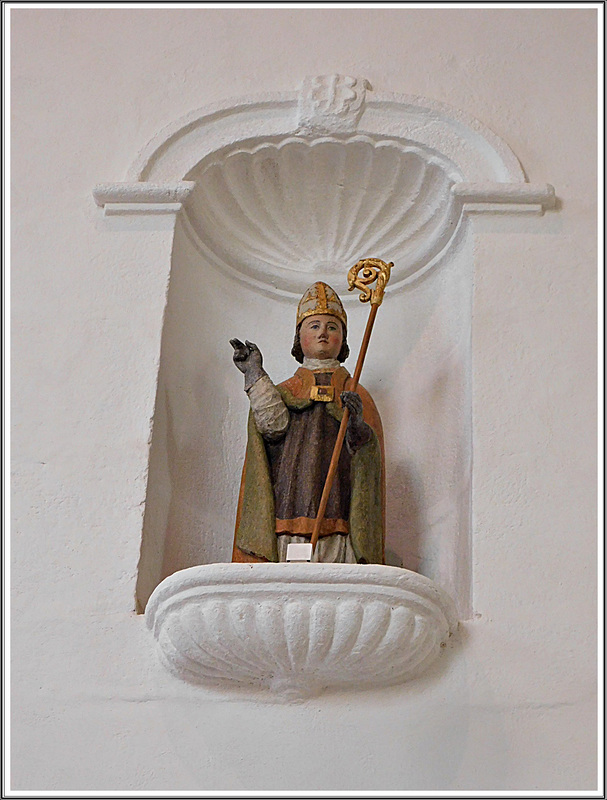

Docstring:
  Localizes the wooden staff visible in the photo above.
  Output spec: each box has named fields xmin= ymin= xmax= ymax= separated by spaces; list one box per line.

xmin=310 ymin=258 xmax=393 ymax=553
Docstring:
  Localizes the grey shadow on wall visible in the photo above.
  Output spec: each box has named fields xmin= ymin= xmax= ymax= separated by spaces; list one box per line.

xmin=159 ymin=382 xmax=232 ymax=584
xmin=136 ymin=384 xmax=179 ymax=612
xmin=137 ymin=378 xmax=229 ymax=612
xmin=158 ymin=384 xmax=182 ymax=584
xmin=384 ymin=458 xmax=425 ymax=573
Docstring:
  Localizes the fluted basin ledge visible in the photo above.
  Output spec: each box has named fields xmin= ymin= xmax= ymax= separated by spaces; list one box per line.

xmin=145 ymin=562 xmax=459 ymax=700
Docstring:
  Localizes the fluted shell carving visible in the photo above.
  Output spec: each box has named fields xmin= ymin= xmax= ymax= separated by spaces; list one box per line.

xmin=145 ymin=563 xmax=458 ymax=699
xmin=185 ymin=135 xmax=462 ymax=297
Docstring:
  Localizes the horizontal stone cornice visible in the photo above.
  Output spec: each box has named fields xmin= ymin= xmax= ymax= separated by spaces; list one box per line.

xmin=93 ymin=182 xmax=196 ymax=215
xmin=453 ymin=182 xmax=556 ymax=214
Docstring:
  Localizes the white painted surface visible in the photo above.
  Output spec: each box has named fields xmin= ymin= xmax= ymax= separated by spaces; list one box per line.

xmin=10 ymin=7 xmax=598 ymax=792
xmin=183 ymin=134 xmax=462 ymax=295
xmin=145 ymin=563 xmax=458 ymax=699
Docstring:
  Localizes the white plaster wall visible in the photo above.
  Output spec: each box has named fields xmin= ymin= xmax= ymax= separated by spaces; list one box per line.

xmin=10 ymin=7 xmax=598 ymax=791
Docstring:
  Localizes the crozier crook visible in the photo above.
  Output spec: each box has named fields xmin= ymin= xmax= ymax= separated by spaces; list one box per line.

xmin=309 ymin=258 xmax=393 ymax=554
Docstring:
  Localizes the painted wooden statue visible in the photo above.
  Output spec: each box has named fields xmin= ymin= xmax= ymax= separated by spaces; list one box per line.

xmin=230 ymin=261 xmax=391 ymax=564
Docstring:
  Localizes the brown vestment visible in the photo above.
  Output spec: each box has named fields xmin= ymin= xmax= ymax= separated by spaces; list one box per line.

xmin=232 ymin=366 xmax=385 ymax=564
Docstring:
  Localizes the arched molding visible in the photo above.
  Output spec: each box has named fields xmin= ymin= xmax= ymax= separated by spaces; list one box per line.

xmin=122 ymin=79 xmax=530 ymax=185
xmin=94 ymin=75 xmax=555 ymax=298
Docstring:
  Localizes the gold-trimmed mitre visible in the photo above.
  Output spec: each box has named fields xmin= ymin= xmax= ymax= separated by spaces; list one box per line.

xmin=296 ymin=282 xmax=347 ymax=330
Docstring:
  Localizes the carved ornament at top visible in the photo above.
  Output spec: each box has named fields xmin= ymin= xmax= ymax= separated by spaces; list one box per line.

xmin=297 ymin=74 xmax=372 ymax=134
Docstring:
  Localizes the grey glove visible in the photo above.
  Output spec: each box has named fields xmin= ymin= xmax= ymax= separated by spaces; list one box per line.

xmin=341 ymin=390 xmax=372 ymax=453
xmin=230 ymin=338 xmax=266 ymax=391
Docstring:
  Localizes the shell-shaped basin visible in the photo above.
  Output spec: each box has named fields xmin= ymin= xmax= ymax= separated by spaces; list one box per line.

xmin=145 ymin=562 xmax=458 ymax=699
xmin=184 ymin=135 xmax=463 ymax=296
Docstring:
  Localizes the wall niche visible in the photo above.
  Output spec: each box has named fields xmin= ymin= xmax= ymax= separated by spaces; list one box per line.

xmin=94 ymin=75 xmax=554 ymax=696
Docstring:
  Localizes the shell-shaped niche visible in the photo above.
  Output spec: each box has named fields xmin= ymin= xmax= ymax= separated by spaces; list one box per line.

xmin=145 ymin=563 xmax=458 ymax=700
xmin=184 ymin=135 xmax=463 ymax=297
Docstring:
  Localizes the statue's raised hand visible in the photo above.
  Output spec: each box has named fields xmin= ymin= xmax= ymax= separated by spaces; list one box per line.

xmin=230 ymin=338 xmax=265 ymax=390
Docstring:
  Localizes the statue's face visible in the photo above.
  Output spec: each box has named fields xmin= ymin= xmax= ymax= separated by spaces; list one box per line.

xmin=300 ymin=314 xmax=343 ymax=361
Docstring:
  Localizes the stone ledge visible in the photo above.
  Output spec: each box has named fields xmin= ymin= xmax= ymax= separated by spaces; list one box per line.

xmin=145 ymin=562 xmax=458 ymax=700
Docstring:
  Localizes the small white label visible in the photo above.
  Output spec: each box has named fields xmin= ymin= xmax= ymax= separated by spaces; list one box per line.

xmin=286 ymin=543 xmax=313 ymax=562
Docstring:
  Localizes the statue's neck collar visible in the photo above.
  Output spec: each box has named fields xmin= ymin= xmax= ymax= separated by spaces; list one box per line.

xmin=302 ymin=357 xmax=341 ymax=372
